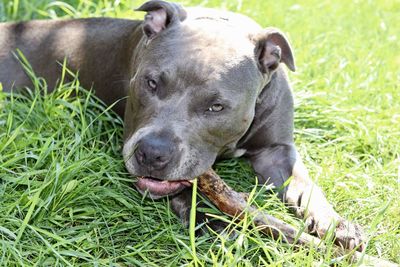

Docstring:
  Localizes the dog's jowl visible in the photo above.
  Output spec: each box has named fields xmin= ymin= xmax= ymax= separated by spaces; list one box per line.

xmin=0 ymin=0 xmax=364 ymax=250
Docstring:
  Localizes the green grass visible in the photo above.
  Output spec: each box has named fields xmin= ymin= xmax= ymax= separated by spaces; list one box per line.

xmin=1 ymin=0 xmax=399 ymax=266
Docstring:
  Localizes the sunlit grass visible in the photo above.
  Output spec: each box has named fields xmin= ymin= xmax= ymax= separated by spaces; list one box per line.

xmin=1 ymin=0 xmax=399 ymax=265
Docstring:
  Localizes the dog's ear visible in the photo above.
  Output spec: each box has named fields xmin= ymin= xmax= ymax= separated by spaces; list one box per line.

xmin=254 ymin=28 xmax=295 ymax=73
xmin=136 ymin=0 xmax=187 ymax=40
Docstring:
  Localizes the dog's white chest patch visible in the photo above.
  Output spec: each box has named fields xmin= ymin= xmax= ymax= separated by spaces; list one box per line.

xmin=232 ymin=148 xmax=247 ymax=158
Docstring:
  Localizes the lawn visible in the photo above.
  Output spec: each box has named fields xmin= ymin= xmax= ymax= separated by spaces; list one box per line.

xmin=0 ymin=0 xmax=399 ymax=266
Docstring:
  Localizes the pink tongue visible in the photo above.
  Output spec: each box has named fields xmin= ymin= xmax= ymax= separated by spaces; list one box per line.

xmin=135 ymin=177 xmax=191 ymax=196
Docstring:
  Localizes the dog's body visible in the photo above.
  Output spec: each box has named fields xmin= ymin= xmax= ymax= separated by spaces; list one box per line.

xmin=0 ymin=0 xmax=363 ymax=250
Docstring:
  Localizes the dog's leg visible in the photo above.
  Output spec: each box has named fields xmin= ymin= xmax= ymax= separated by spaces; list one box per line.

xmin=170 ymin=188 xmax=229 ymax=235
xmin=286 ymin=151 xmax=364 ymax=250
xmin=249 ymin=144 xmax=296 ymax=200
xmin=249 ymin=146 xmax=364 ymax=250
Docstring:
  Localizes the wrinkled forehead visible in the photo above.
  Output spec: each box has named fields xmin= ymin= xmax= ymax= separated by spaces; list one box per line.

xmin=142 ymin=21 xmax=263 ymax=91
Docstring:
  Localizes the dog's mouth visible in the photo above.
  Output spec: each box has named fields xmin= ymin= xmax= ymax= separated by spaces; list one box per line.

xmin=134 ymin=176 xmax=192 ymax=199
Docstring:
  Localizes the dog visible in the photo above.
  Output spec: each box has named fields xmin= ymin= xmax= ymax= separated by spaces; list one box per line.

xmin=0 ymin=0 xmax=364 ymax=250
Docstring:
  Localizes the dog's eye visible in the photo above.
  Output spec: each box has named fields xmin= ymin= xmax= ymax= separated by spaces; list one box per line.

xmin=208 ymin=104 xmax=224 ymax=112
xmin=147 ymin=79 xmax=157 ymax=91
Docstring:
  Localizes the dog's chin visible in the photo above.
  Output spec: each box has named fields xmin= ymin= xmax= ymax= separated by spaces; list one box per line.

xmin=134 ymin=176 xmax=192 ymax=199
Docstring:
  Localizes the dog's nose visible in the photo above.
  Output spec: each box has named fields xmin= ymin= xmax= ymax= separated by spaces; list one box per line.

xmin=135 ymin=133 xmax=175 ymax=171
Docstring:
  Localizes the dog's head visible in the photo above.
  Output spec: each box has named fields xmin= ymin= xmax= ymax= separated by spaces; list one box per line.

xmin=123 ymin=0 xmax=295 ymax=199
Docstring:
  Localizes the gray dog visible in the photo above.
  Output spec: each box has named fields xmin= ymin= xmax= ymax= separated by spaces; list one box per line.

xmin=0 ymin=0 xmax=364 ymax=250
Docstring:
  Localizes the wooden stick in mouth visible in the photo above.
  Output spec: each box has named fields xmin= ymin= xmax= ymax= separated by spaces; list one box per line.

xmin=197 ymin=168 xmax=398 ymax=267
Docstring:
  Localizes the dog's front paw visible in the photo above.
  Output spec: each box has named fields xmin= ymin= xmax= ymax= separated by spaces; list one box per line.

xmin=194 ymin=212 xmax=231 ymax=236
xmin=334 ymin=218 xmax=365 ymax=251
xmin=171 ymin=188 xmax=233 ymax=237
xmin=306 ymin=213 xmax=365 ymax=251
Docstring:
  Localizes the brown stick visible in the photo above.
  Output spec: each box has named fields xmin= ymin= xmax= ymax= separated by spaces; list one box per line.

xmin=197 ymin=168 xmax=398 ymax=267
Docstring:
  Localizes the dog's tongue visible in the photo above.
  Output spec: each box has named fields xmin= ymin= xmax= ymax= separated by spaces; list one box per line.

xmin=135 ymin=177 xmax=191 ymax=197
